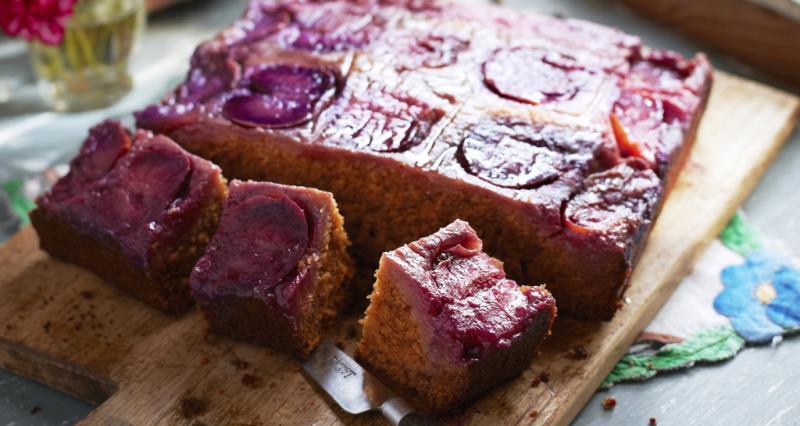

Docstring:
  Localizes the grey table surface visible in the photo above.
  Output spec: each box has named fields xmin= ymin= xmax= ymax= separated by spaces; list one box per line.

xmin=0 ymin=0 xmax=798 ymax=425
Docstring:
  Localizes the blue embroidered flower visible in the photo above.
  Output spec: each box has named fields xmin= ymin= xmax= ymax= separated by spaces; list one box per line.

xmin=767 ymin=267 xmax=800 ymax=329
xmin=714 ymin=251 xmax=800 ymax=344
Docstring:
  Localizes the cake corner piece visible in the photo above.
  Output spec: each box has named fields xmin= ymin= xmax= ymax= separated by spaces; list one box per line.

xmin=189 ymin=179 xmax=355 ymax=358
xmin=30 ymin=120 xmax=227 ymax=314
xmin=355 ymin=219 xmax=556 ymax=413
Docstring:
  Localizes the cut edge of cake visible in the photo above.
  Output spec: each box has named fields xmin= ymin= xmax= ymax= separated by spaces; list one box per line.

xmin=355 ymin=220 xmax=556 ymax=413
xmin=190 ymin=180 xmax=355 ymax=358
xmin=30 ymin=121 xmax=228 ymax=314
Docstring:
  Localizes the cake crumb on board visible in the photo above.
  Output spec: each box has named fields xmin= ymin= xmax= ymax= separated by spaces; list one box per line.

xmin=241 ymin=374 xmax=262 ymax=389
xmin=180 ymin=397 xmax=208 ymax=418
xmin=568 ymin=345 xmax=589 ymax=360
xmin=231 ymin=357 xmax=249 ymax=370
xmin=539 ymin=371 xmax=550 ymax=383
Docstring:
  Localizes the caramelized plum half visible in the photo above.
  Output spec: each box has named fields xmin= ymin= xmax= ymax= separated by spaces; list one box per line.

xmin=610 ymin=89 xmax=663 ymax=167
xmin=564 ymin=161 xmax=660 ymax=239
xmin=394 ymin=33 xmax=470 ymax=71
xmin=45 ymin=130 xmax=198 ymax=264
xmin=49 ymin=121 xmax=132 ymax=201
xmin=628 ymin=49 xmax=696 ymax=94
xmin=319 ymin=87 xmax=444 ymax=153
xmin=483 ymin=47 xmax=597 ymax=105
xmin=231 ymin=3 xmax=292 ymax=45
xmin=69 ymin=120 xmax=132 ymax=183
xmin=135 ymin=103 xmax=201 ymax=134
xmin=85 ymin=137 xmax=191 ymax=241
xmin=180 ymin=45 xmax=241 ymax=104
xmin=385 ymin=220 xmax=554 ymax=359
xmin=279 ymin=2 xmax=382 ymax=52
xmin=191 ymin=193 xmax=309 ymax=296
xmin=222 ymin=65 xmax=336 ymax=128
xmin=458 ymin=120 xmax=608 ymax=189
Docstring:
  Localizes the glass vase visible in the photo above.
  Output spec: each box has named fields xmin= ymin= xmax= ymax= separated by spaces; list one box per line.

xmin=28 ymin=0 xmax=146 ymax=112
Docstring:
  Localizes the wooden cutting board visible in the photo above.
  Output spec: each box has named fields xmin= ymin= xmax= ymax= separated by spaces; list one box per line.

xmin=0 ymin=71 xmax=797 ymax=426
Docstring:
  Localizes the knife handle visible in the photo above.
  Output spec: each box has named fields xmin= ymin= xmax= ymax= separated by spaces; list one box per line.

xmin=380 ymin=397 xmax=441 ymax=426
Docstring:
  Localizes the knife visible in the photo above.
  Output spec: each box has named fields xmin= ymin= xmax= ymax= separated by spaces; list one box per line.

xmin=303 ymin=341 xmax=440 ymax=426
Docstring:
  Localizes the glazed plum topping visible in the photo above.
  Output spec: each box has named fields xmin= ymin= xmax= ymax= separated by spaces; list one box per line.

xmin=90 ymin=140 xmax=191 ymax=238
xmin=279 ymin=2 xmax=382 ymax=52
xmin=222 ymin=65 xmax=336 ymax=128
xmin=44 ymin=129 xmax=198 ymax=264
xmin=320 ymin=87 xmax=444 ymax=153
xmin=134 ymin=103 xmax=200 ymax=134
xmin=483 ymin=47 xmax=597 ymax=105
xmin=69 ymin=120 xmax=132 ymax=183
xmin=440 ymin=280 xmax=546 ymax=360
xmin=180 ymin=45 xmax=241 ymax=104
xmin=191 ymin=192 xmax=309 ymax=299
xmin=458 ymin=120 xmax=610 ymax=189
xmin=564 ymin=161 xmax=660 ymax=241
xmin=381 ymin=0 xmax=441 ymax=11
xmin=520 ymin=14 xmax=640 ymax=72
xmin=414 ymin=35 xmax=469 ymax=68
xmin=610 ymin=84 xmax=694 ymax=173
xmin=229 ymin=3 xmax=292 ymax=45
xmin=222 ymin=94 xmax=312 ymax=128
xmin=459 ymin=123 xmax=560 ymax=189
xmin=391 ymin=220 xmax=553 ymax=360
xmin=133 ymin=45 xmax=239 ymax=131
xmin=49 ymin=121 xmax=132 ymax=202
xmin=430 ymin=244 xmax=505 ymax=303
xmin=610 ymin=90 xmax=664 ymax=167
xmin=392 ymin=33 xmax=470 ymax=71
xmin=629 ymin=49 xmax=695 ymax=93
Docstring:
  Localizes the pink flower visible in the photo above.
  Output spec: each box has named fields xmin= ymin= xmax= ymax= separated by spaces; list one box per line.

xmin=0 ymin=0 xmax=77 ymax=45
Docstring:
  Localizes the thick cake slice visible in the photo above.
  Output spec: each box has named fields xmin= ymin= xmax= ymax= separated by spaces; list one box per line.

xmin=190 ymin=180 xmax=354 ymax=357
xmin=136 ymin=0 xmax=712 ymax=319
xmin=355 ymin=220 xmax=556 ymax=413
xmin=31 ymin=120 xmax=227 ymax=314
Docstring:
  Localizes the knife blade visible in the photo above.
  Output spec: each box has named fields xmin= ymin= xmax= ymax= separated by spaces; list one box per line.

xmin=302 ymin=341 xmax=440 ymax=426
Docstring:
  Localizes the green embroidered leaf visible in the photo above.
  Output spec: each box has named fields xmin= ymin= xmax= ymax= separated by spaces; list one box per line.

xmin=602 ymin=325 xmax=744 ymax=388
xmin=603 ymin=355 xmax=657 ymax=385
xmin=2 ymin=179 xmax=36 ymax=225
xmin=720 ymin=212 xmax=764 ymax=256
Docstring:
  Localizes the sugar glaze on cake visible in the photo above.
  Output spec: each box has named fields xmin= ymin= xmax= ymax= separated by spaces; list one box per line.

xmin=31 ymin=120 xmax=227 ymax=314
xmin=356 ymin=220 xmax=556 ymax=412
xmin=190 ymin=180 xmax=354 ymax=357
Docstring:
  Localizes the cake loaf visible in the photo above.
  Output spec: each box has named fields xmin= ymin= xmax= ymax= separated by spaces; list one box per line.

xmin=136 ymin=0 xmax=712 ymax=320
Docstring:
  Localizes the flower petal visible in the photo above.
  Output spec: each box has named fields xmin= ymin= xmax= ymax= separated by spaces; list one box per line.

xmin=728 ymin=308 xmax=784 ymax=344
xmin=767 ymin=267 xmax=800 ymax=329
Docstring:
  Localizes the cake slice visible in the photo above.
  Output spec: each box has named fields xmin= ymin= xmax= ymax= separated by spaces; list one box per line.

xmin=189 ymin=180 xmax=354 ymax=357
xmin=355 ymin=220 xmax=556 ymax=413
xmin=31 ymin=120 xmax=227 ymax=314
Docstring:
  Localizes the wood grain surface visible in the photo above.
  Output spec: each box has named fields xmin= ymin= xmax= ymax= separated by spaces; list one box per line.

xmin=0 ymin=72 xmax=797 ymax=426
